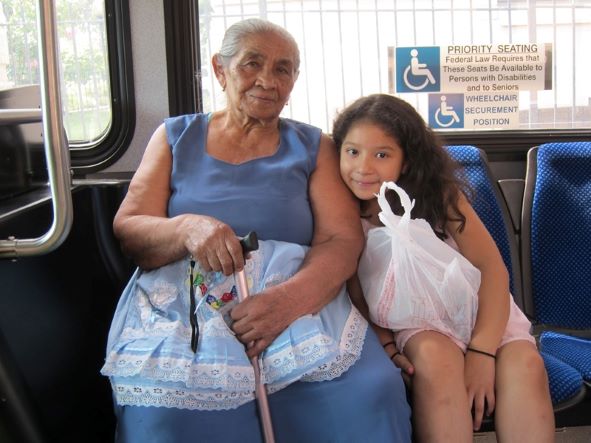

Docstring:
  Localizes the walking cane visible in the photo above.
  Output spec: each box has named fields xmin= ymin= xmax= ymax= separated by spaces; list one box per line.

xmin=237 ymin=232 xmax=276 ymax=443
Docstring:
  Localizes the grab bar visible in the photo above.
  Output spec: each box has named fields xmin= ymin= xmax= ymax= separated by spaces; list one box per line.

xmin=0 ymin=108 xmax=43 ymax=125
xmin=0 ymin=0 xmax=73 ymax=259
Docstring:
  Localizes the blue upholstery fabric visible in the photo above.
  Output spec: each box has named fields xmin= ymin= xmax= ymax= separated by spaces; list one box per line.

xmin=540 ymin=331 xmax=591 ymax=383
xmin=528 ymin=142 xmax=591 ymax=329
xmin=447 ymin=144 xmax=586 ymax=408
xmin=446 ymin=145 xmax=516 ymax=295
xmin=540 ymin=350 xmax=584 ymax=405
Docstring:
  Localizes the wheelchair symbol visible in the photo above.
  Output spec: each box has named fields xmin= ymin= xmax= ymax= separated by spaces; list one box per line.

xmin=403 ymin=49 xmax=436 ymax=91
xmin=434 ymin=96 xmax=461 ymax=128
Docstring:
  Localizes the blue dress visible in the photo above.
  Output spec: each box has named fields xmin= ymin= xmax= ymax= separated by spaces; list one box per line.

xmin=102 ymin=114 xmax=411 ymax=442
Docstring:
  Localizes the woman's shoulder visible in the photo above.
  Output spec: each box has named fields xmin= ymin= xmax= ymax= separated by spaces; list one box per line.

xmin=280 ymin=117 xmax=323 ymax=159
xmin=164 ymin=113 xmax=208 ymax=147
xmin=280 ymin=117 xmax=322 ymax=139
xmin=164 ymin=113 xmax=206 ymax=129
xmin=280 ymin=117 xmax=320 ymax=131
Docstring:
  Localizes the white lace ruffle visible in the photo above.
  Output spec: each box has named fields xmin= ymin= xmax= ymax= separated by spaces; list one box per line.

xmin=107 ymin=308 xmax=367 ymax=411
xmin=300 ymin=306 xmax=366 ymax=383
xmin=103 ymin=241 xmax=368 ymax=411
xmin=111 ymin=382 xmax=256 ymax=411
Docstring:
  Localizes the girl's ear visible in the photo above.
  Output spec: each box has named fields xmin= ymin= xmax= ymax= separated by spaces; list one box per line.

xmin=212 ymin=54 xmax=226 ymax=90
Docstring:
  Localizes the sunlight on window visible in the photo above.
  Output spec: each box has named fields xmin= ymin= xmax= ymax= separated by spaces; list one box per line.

xmin=199 ymin=0 xmax=590 ymax=133
xmin=0 ymin=0 xmax=111 ymax=144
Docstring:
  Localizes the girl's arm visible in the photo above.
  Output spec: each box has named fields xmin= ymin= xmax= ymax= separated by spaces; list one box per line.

xmin=113 ymin=123 xmax=244 ymax=272
xmin=448 ymin=193 xmax=509 ymax=427
xmin=447 ymin=194 xmax=510 ymax=353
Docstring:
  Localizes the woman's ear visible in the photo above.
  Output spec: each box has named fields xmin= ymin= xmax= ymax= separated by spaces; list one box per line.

xmin=212 ymin=54 xmax=226 ymax=90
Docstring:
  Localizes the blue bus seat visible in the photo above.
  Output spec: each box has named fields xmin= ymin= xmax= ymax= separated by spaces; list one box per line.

xmin=540 ymin=332 xmax=591 ymax=387
xmin=446 ymin=144 xmax=587 ymax=408
xmin=522 ymin=142 xmax=591 ymax=385
xmin=540 ymin=350 xmax=586 ymax=407
xmin=446 ymin=145 xmax=522 ymax=307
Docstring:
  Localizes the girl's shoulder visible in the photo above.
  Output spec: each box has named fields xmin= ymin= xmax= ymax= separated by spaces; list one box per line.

xmin=361 ymin=217 xmax=380 ymax=236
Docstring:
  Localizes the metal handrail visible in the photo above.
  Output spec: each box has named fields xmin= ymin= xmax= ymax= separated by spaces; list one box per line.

xmin=0 ymin=108 xmax=43 ymax=125
xmin=0 ymin=0 xmax=73 ymax=259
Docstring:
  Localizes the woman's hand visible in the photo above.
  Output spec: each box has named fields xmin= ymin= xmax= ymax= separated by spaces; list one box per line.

xmin=464 ymin=351 xmax=496 ymax=431
xmin=182 ymin=215 xmax=244 ymax=276
xmin=230 ymin=287 xmax=294 ymax=357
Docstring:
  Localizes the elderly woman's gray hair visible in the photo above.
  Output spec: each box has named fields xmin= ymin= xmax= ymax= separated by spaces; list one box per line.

xmin=217 ymin=18 xmax=300 ymax=71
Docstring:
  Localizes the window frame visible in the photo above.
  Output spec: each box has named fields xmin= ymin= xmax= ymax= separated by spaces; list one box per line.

xmin=69 ymin=0 xmax=135 ymax=176
xmin=164 ymin=0 xmax=200 ymax=117
xmin=439 ymin=128 xmax=591 ymax=161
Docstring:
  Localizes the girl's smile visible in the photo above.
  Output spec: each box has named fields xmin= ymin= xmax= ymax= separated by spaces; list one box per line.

xmin=339 ymin=121 xmax=406 ymax=201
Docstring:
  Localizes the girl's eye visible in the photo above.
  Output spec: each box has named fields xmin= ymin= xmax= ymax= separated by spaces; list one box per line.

xmin=344 ymin=148 xmax=358 ymax=156
xmin=376 ymin=152 xmax=388 ymax=159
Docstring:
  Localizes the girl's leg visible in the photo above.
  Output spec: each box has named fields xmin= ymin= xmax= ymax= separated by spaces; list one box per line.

xmin=403 ymin=331 xmax=472 ymax=443
xmin=494 ymin=340 xmax=555 ymax=443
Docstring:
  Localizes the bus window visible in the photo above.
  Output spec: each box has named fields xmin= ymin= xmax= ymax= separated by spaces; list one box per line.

xmin=0 ymin=0 xmax=134 ymax=173
xmin=198 ymin=0 xmax=590 ymax=138
xmin=1 ymin=0 xmax=111 ymax=143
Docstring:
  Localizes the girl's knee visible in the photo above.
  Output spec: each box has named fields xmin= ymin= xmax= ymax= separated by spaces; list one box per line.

xmin=498 ymin=342 xmax=548 ymax=385
xmin=406 ymin=332 xmax=464 ymax=379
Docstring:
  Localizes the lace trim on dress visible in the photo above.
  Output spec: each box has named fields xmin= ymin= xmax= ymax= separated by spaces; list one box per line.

xmin=299 ymin=306 xmax=366 ymax=383
xmin=106 ymin=307 xmax=367 ymax=411
xmin=111 ymin=381 xmax=256 ymax=411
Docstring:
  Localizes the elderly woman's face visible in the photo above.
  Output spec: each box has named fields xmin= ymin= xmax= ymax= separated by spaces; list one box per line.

xmin=221 ymin=31 xmax=299 ymax=121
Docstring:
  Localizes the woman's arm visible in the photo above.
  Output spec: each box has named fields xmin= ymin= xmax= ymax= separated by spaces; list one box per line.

xmin=278 ymin=133 xmax=365 ymax=312
xmin=231 ymin=133 xmax=365 ymax=356
xmin=348 ymin=273 xmax=415 ymax=382
xmin=346 ymin=273 xmax=370 ymax=320
xmin=113 ymin=123 xmax=244 ymax=272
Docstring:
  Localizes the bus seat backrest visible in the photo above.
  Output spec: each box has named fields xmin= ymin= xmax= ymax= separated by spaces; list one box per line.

xmin=522 ymin=142 xmax=591 ymax=329
xmin=446 ymin=145 xmax=523 ymax=309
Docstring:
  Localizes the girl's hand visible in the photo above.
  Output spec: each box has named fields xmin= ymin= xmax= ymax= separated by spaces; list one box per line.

xmin=391 ymin=352 xmax=415 ymax=387
xmin=183 ymin=215 xmax=244 ymax=276
xmin=464 ymin=351 xmax=496 ymax=430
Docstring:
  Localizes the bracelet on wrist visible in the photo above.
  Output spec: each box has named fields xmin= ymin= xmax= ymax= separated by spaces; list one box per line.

xmin=390 ymin=351 xmax=400 ymax=361
xmin=382 ymin=341 xmax=395 ymax=349
xmin=466 ymin=346 xmax=496 ymax=360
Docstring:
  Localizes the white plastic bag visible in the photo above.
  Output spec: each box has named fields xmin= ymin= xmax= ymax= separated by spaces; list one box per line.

xmin=358 ymin=181 xmax=480 ymax=345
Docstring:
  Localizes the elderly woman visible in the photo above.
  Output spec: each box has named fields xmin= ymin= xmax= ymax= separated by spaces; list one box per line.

xmin=101 ymin=18 xmax=411 ymax=442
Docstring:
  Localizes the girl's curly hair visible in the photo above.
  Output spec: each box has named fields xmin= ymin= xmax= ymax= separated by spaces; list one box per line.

xmin=332 ymin=94 xmax=471 ymax=238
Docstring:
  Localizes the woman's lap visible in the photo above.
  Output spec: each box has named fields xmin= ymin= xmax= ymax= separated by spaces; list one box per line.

xmin=115 ymin=329 xmax=412 ymax=443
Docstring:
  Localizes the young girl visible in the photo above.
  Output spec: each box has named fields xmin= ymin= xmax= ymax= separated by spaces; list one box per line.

xmin=333 ymin=94 xmax=554 ymax=442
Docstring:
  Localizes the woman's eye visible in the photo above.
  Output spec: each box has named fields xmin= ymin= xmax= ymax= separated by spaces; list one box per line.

xmin=376 ymin=152 xmax=388 ymax=159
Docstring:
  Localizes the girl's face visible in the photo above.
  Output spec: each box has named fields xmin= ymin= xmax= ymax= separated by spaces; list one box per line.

xmin=339 ymin=121 xmax=406 ymax=201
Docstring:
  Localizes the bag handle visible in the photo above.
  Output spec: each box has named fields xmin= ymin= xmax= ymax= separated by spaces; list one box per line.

xmin=377 ymin=181 xmax=415 ymax=231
